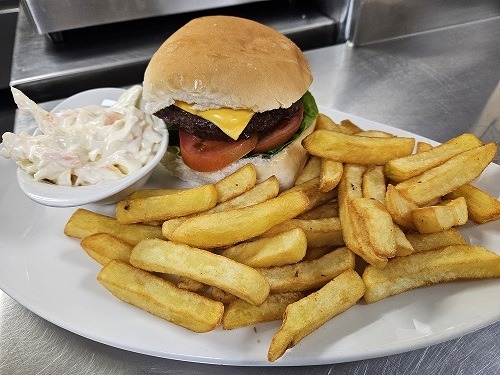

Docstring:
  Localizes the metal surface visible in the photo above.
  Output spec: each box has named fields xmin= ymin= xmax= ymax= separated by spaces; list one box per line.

xmin=21 ymin=0 xmax=275 ymax=34
xmin=11 ymin=4 xmax=335 ymax=103
xmin=348 ymin=0 xmax=500 ymax=45
xmin=2 ymin=10 xmax=500 ymax=375
xmin=0 ymin=3 xmax=18 ymax=89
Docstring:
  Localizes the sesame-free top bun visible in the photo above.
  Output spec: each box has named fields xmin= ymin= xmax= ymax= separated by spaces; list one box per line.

xmin=143 ymin=16 xmax=313 ymax=114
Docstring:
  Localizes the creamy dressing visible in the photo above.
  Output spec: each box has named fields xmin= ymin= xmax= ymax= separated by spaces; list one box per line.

xmin=1 ymin=86 xmax=163 ymax=186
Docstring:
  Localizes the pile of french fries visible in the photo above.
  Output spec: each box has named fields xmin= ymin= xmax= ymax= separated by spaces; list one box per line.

xmin=64 ymin=114 xmax=500 ymax=362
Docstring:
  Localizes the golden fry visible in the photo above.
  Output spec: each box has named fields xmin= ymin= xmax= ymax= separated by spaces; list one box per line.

xmin=294 ymin=156 xmax=321 ymax=185
xmin=177 ymin=277 xmax=207 ymax=293
xmin=268 ymin=269 xmax=365 ymax=362
xmin=362 ymin=165 xmax=386 ymax=203
xmin=302 ymin=130 xmax=415 ymax=164
xmin=315 ymin=113 xmax=342 ymax=132
xmin=130 ymin=239 xmax=270 ymax=305
xmin=97 ymin=260 xmax=224 ymax=333
xmin=213 ymin=163 xmax=257 ymax=203
xmin=221 ymin=228 xmax=307 ymax=268
xmin=363 ymin=245 xmax=500 ymax=303
xmin=297 ymin=199 xmax=339 ymax=220
xmin=64 ymin=208 xmax=163 ymax=245
xmin=286 ymin=177 xmax=337 ymax=211
xmin=406 ymin=229 xmax=466 ymax=253
xmin=393 ymin=224 xmax=414 ymax=256
xmin=319 ymin=159 xmax=343 ymax=192
xmin=116 ymin=184 xmax=217 ymax=224
xmin=385 ymin=184 xmax=419 ymax=230
xmin=80 ymin=233 xmax=133 ymax=265
xmin=222 ymin=292 xmax=302 ymax=330
xmin=339 ymin=119 xmax=363 ymax=134
xmin=412 ymin=197 xmax=468 ymax=233
xmin=445 ymin=184 xmax=500 ymax=224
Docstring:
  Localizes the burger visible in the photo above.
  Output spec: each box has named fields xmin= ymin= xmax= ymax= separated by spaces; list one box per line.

xmin=142 ymin=16 xmax=318 ymax=189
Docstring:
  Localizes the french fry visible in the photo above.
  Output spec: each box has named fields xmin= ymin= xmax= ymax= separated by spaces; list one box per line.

xmin=302 ymin=246 xmax=333 ymax=261
xmin=211 ymin=287 xmax=237 ymax=304
xmin=263 ymin=217 xmax=344 ymax=248
xmin=444 ymin=184 xmax=500 ymax=224
xmin=297 ymin=199 xmax=339 ymax=220
xmin=351 ymin=198 xmax=396 ymax=259
xmin=315 ymin=113 xmax=342 ymax=132
xmin=130 ymin=239 xmax=270 ymax=305
xmin=257 ymin=247 xmax=355 ymax=293
xmin=355 ymin=130 xmax=394 ymax=138
xmin=362 ymin=165 xmax=386 ymax=203
xmin=222 ymin=292 xmax=302 ymax=330
xmin=177 ymin=277 xmax=207 ymax=293
xmin=385 ymin=184 xmax=419 ymax=230
xmin=416 ymin=141 xmax=434 ymax=153
xmin=393 ymin=224 xmax=414 ymax=256
xmin=97 ymin=260 xmax=224 ymax=333
xmin=284 ymin=177 xmax=337 ymax=211
xmin=163 ymin=191 xmax=309 ymax=248
xmin=319 ymin=159 xmax=343 ymax=192
xmin=339 ymin=119 xmax=363 ymax=134
xmin=406 ymin=229 xmax=467 ymax=253
xmin=362 ymin=245 xmax=500 ymax=303
xmin=220 ymin=228 xmax=307 ymax=268
xmin=385 ymin=133 xmax=483 ymax=182
xmin=302 ymin=130 xmax=415 ymax=165
xmin=64 ymin=209 xmax=164 ymax=245
xmin=395 ymin=143 xmax=497 ymax=205
xmin=80 ymin=233 xmax=133 ymax=265
xmin=338 ymin=164 xmax=388 ymax=268
xmin=207 ymin=176 xmax=280 ymax=214
xmin=213 ymin=163 xmax=257 ymax=203
xmin=412 ymin=197 xmax=468 ymax=233
xmin=116 ymin=184 xmax=218 ymax=224
xmin=130 ymin=188 xmax=184 ymax=200
xmin=268 ymin=269 xmax=365 ymax=362
xmin=294 ymin=156 xmax=321 ymax=185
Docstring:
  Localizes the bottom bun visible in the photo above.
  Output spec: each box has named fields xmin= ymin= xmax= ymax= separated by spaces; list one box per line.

xmin=161 ymin=119 xmax=316 ymax=190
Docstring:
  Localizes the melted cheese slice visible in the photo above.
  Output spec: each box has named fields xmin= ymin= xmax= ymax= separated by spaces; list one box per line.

xmin=174 ymin=101 xmax=254 ymax=140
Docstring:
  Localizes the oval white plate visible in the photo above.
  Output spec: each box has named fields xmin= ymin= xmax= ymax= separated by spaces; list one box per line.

xmin=0 ymin=107 xmax=499 ymax=366
xmin=15 ymin=88 xmax=168 ymax=207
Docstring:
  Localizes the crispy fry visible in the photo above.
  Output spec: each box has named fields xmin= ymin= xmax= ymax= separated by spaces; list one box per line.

xmin=302 ymin=246 xmax=333 ymax=261
xmin=406 ymin=229 xmax=467 ymax=253
xmin=416 ymin=141 xmax=434 ymax=153
xmin=222 ymin=292 xmax=302 ymax=330
xmin=362 ymin=165 xmax=386 ymax=203
xmin=319 ymin=159 xmax=343 ymax=192
xmin=284 ymin=177 xmax=337 ymax=211
xmin=221 ymin=228 xmax=307 ymax=268
xmin=362 ymin=245 xmax=500 ymax=303
xmin=80 ymin=233 xmax=133 ymax=265
xmin=263 ymin=217 xmax=344 ymax=248
xmin=64 ymin=208 xmax=163 ymax=245
xmin=354 ymin=130 xmax=394 ymax=138
xmin=351 ymin=198 xmax=396 ymax=258
xmin=445 ymin=184 xmax=500 ymax=224
xmin=393 ymin=224 xmax=414 ymax=256
xmin=207 ymin=176 xmax=280 ymax=214
xmin=116 ymin=184 xmax=217 ymax=224
xmin=130 ymin=239 xmax=270 ymax=305
xmin=268 ymin=269 xmax=365 ymax=362
xmin=385 ymin=133 xmax=483 ymax=182
xmin=177 ymin=277 xmax=207 ymax=293
xmin=385 ymin=184 xmax=419 ymax=230
xmin=213 ymin=163 xmax=257 ymax=203
xmin=211 ymin=287 xmax=237 ymax=304
xmin=395 ymin=143 xmax=497 ymax=205
xmin=97 ymin=260 xmax=224 ymax=332
xmin=315 ymin=113 xmax=342 ymax=132
xmin=338 ymin=164 xmax=388 ymax=268
xmin=302 ymin=130 xmax=415 ymax=165
xmin=339 ymin=119 xmax=363 ymax=134
xmin=412 ymin=197 xmax=468 ymax=233
xmin=257 ymin=247 xmax=355 ymax=293
xmin=294 ymin=156 xmax=321 ymax=185
xmin=297 ymin=199 xmax=339 ymax=220
xmin=163 ymin=191 xmax=309 ymax=248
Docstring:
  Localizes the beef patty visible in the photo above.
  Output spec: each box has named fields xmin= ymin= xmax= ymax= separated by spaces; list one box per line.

xmin=155 ymin=101 xmax=302 ymax=142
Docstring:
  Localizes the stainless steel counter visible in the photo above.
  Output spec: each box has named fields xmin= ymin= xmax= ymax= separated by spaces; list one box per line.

xmin=1 ymin=12 xmax=500 ymax=375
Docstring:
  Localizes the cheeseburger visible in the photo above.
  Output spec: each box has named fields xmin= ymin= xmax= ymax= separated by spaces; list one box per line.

xmin=143 ymin=16 xmax=318 ymax=189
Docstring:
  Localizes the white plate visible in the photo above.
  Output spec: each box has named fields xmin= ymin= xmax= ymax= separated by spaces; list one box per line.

xmin=0 ymin=107 xmax=499 ymax=366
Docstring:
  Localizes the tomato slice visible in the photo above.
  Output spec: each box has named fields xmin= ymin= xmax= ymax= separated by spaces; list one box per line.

xmin=252 ymin=103 xmax=304 ymax=153
xmin=179 ymin=130 xmax=258 ymax=172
